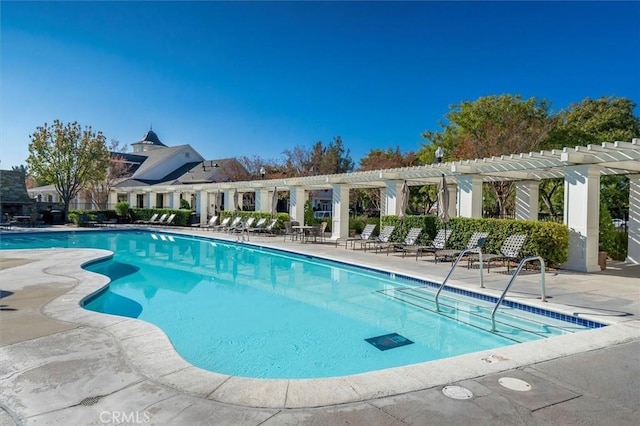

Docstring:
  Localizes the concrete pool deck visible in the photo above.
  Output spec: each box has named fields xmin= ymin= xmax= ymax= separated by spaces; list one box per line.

xmin=1 ymin=226 xmax=639 ymax=425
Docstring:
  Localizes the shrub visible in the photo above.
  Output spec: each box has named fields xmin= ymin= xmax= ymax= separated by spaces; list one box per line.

xmin=609 ymin=231 xmax=628 ymax=261
xmin=180 ymin=198 xmax=191 ymax=210
xmin=349 ymin=216 xmax=381 ymax=235
xmin=598 ymin=203 xmax=617 ymax=254
xmin=381 ymin=215 xmax=569 ymax=267
xmin=69 ymin=209 xmax=118 ymax=224
xmin=130 ymin=208 xmax=191 ymax=226
xmin=115 ymin=201 xmax=129 ymax=217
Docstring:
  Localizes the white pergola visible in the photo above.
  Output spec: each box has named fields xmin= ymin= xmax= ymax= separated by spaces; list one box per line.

xmin=113 ymin=139 xmax=640 ymax=272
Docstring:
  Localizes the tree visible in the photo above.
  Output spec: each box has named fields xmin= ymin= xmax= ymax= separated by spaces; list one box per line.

xmin=317 ymin=136 xmax=354 ymax=175
xmin=282 ymin=137 xmax=355 ymax=177
xmin=544 ymin=96 xmax=640 ymax=148
xmin=238 ymin=155 xmax=277 ymax=180
xmin=358 ymin=147 xmax=419 ymax=171
xmin=282 ymin=145 xmax=313 ymax=177
xmin=27 ymin=120 xmax=109 ymax=221
xmin=355 ymin=147 xmax=421 ymax=214
xmin=84 ymin=139 xmax=132 ymax=210
xmin=539 ymin=96 xmax=639 ymax=218
xmin=419 ymin=95 xmax=555 ymax=216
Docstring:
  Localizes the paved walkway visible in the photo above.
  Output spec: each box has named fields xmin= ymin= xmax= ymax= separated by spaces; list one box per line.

xmin=1 ymin=227 xmax=639 ymax=425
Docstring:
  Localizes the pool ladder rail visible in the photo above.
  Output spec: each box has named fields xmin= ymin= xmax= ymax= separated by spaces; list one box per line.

xmin=434 ymin=251 xmax=546 ymax=332
xmin=490 ymin=256 xmax=546 ymax=331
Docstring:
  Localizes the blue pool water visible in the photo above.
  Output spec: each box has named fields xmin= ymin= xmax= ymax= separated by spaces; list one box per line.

xmin=0 ymin=230 xmax=602 ymax=379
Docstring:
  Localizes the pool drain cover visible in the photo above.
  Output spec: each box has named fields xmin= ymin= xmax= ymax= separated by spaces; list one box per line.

xmin=442 ymin=385 xmax=473 ymax=400
xmin=365 ymin=333 xmax=413 ymax=351
xmin=498 ymin=377 xmax=532 ymax=392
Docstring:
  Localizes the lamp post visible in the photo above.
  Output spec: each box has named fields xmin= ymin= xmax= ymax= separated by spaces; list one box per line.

xmin=435 ymin=146 xmax=444 ymax=164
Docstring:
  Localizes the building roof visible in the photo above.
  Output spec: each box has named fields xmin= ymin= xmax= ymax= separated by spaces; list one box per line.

xmin=172 ymin=158 xmax=251 ymax=185
xmin=114 ymin=158 xmax=251 ymax=188
xmin=111 ymin=152 xmax=148 ymax=175
xmin=134 ymin=130 xmax=166 ymax=147
xmin=128 ymin=145 xmax=202 ymax=179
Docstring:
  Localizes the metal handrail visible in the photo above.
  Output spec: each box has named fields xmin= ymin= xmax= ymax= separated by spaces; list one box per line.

xmin=435 ymin=247 xmax=484 ymax=311
xmin=491 ymin=256 xmax=546 ymax=331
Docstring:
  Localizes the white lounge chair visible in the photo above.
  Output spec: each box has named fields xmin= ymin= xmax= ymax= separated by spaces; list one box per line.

xmin=134 ymin=213 xmax=158 ymax=225
xmin=336 ymin=223 xmax=376 ymax=249
xmin=192 ymin=215 xmax=218 ymax=230
xmin=213 ymin=216 xmax=231 ymax=231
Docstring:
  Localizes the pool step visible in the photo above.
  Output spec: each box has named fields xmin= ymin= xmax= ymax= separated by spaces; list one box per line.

xmin=378 ymin=287 xmax=576 ymax=343
xmin=403 ymin=287 xmax=576 ymax=336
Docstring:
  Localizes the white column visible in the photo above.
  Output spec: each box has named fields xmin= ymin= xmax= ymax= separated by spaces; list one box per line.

xmin=383 ymin=180 xmax=403 ymax=216
xmin=108 ymin=191 xmax=118 ymax=209
xmin=170 ymin=192 xmax=181 ymax=209
xmin=515 ymin=180 xmax=540 ymax=220
xmin=331 ymin=184 xmax=349 ymax=240
xmin=195 ymin=190 xmax=207 ymax=224
xmin=223 ymin=189 xmax=233 ymax=212
xmin=146 ymin=192 xmax=154 ymax=209
xmin=255 ymin=188 xmax=269 ymax=212
xmin=457 ymin=175 xmax=483 ymax=218
xmin=562 ymin=165 xmax=600 ymax=272
xmin=289 ymin=186 xmax=306 ymax=223
xmin=447 ymin=183 xmax=458 ymax=219
xmin=127 ymin=192 xmax=136 ymax=208
xmin=627 ymin=174 xmax=639 ymax=264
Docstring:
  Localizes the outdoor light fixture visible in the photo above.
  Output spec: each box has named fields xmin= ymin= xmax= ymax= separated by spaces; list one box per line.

xmin=435 ymin=146 xmax=444 ymax=164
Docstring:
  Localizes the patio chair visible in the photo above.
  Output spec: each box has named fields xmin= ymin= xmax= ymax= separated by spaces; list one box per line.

xmin=192 ymin=215 xmax=218 ymax=229
xmin=77 ymin=213 xmax=97 ymax=227
xmin=336 ymin=223 xmax=376 ymax=249
xmin=224 ymin=216 xmax=244 ymax=233
xmin=385 ymin=227 xmax=423 ymax=256
xmin=470 ymin=234 xmax=527 ymax=272
xmin=248 ymin=217 xmax=267 ymax=234
xmin=261 ymin=218 xmax=279 ymax=235
xmin=157 ymin=213 xmax=176 ymax=226
xmin=363 ymin=225 xmax=396 ymax=252
xmin=229 ymin=217 xmax=255 ymax=234
xmin=414 ymin=229 xmax=453 ymax=261
xmin=0 ymin=220 xmax=14 ymax=230
xmin=433 ymin=231 xmax=489 ymax=263
xmin=147 ymin=213 xmax=167 ymax=226
xmin=135 ymin=213 xmax=159 ymax=225
xmin=283 ymin=221 xmax=303 ymax=242
xmin=306 ymin=221 xmax=327 ymax=243
xmin=212 ymin=216 xmax=231 ymax=231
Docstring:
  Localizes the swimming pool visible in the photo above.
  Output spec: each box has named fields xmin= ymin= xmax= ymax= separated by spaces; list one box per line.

xmin=0 ymin=230 xmax=604 ymax=379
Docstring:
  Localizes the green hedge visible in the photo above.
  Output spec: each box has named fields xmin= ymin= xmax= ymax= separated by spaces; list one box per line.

xmin=380 ymin=215 xmax=439 ymax=244
xmin=131 ymin=208 xmax=192 ymax=226
xmin=381 ymin=215 xmax=569 ymax=267
xmin=348 ymin=216 xmax=383 ymax=234
xmin=69 ymin=209 xmax=118 ymax=224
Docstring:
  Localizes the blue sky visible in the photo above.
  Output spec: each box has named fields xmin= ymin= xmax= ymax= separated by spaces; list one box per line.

xmin=2 ymin=1 xmax=639 ymax=169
